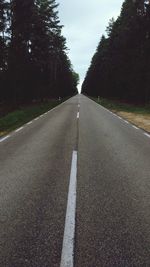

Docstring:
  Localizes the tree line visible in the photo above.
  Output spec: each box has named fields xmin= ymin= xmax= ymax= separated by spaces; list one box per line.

xmin=0 ymin=0 xmax=78 ymax=105
xmin=82 ymin=0 xmax=150 ymax=104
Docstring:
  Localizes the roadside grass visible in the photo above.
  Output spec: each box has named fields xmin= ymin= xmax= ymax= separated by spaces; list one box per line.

xmin=0 ymin=99 xmax=63 ymax=137
xmin=93 ymin=97 xmax=150 ymax=114
xmin=92 ymin=97 xmax=150 ymax=133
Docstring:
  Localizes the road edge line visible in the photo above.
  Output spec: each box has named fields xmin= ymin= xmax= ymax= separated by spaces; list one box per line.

xmin=0 ymin=95 xmax=78 ymax=143
xmin=86 ymin=96 xmax=150 ymax=137
xmin=0 ymin=135 xmax=10 ymax=143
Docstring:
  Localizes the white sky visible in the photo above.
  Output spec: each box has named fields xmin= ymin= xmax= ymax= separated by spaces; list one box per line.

xmin=58 ymin=0 xmax=124 ymax=92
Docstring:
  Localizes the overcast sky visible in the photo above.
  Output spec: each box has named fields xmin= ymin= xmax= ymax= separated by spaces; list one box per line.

xmin=58 ymin=0 xmax=124 ymax=92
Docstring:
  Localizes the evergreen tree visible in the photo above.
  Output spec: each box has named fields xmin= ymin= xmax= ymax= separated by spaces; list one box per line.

xmin=4 ymin=0 xmax=77 ymax=104
xmin=30 ymin=0 xmax=77 ymax=98
xmin=0 ymin=0 xmax=7 ymax=102
xmin=82 ymin=0 xmax=150 ymax=104
xmin=8 ymin=0 xmax=36 ymax=102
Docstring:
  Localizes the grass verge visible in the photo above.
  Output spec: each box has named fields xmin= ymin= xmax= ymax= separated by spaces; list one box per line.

xmin=92 ymin=97 xmax=150 ymax=133
xmin=93 ymin=97 xmax=150 ymax=114
xmin=0 ymin=99 xmax=64 ymax=137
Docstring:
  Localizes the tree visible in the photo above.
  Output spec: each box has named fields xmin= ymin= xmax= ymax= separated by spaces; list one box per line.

xmin=0 ymin=0 xmax=7 ymax=102
xmin=72 ymin=71 xmax=80 ymax=88
xmin=7 ymin=0 xmax=36 ymax=102
xmin=82 ymin=0 xmax=150 ymax=104
xmin=5 ymin=0 xmax=77 ymax=104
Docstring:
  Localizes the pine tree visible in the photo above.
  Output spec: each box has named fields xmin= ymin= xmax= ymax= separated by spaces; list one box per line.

xmin=0 ymin=0 xmax=7 ymax=102
xmin=6 ymin=0 xmax=77 ymax=104
xmin=82 ymin=0 xmax=150 ymax=104
xmin=30 ymin=0 xmax=77 ymax=98
xmin=7 ymin=0 xmax=36 ymax=103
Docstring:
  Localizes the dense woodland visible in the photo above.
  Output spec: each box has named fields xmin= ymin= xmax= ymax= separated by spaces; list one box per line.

xmin=0 ymin=0 xmax=78 ymax=105
xmin=82 ymin=0 xmax=150 ymax=104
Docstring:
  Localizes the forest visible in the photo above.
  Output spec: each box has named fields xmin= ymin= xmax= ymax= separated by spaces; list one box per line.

xmin=0 ymin=0 xmax=78 ymax=106
xmin=82 ymin=0 xmax=150 ymax=104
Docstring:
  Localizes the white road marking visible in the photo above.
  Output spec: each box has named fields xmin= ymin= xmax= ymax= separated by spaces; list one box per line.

xmin=60 ymin=151 xmax=77 ymax=267
xmin=27 ymin=121 xmax=33 ymax=125
xmin=0 ymin=98 xmax=75 ymax=144
xmin=94 ymin=100 xmax=150 ymax=139
xmin=77 ymin=112 xmax=80 ymax=119
xmin=0 ymin=135 xmax=10 ymax=143
xmin=78 ymin=104 xmax=80 ymax=108
xmin=132 ymin=125 xmax=139 ymax=130
xmin=144 ymin=133 xmax=150 ymax=138
xmin=15 ymin=127 xmax=24 ymax=133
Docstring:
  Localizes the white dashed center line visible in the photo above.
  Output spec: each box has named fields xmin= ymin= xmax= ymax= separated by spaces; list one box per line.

xmin=60 ymin=151 xmax=77 ymax=267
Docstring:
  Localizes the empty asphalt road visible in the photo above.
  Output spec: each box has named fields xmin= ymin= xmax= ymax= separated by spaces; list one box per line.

xmin=0 ymin=94 xmax=150 ymax=267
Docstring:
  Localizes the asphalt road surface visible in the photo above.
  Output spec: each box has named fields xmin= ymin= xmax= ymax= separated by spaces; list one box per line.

xmin=0 ymin=94 xmax=150 ymax=267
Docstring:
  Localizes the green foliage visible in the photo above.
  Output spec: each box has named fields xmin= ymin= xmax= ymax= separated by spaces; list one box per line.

xmin=93 ymin=97 xmax=150 ymax=114
xmin=72 ymin=72 xmax=80 ymax=87
xmin=0 ymin=0 xmax=77 ymax=105
xmin=0 ymin=0 xmax=8 ymax=95
xmin=0 ymin=99 xmax=63 ymax=136
xmin=82 ymin=0 xmax=150 ymax=104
